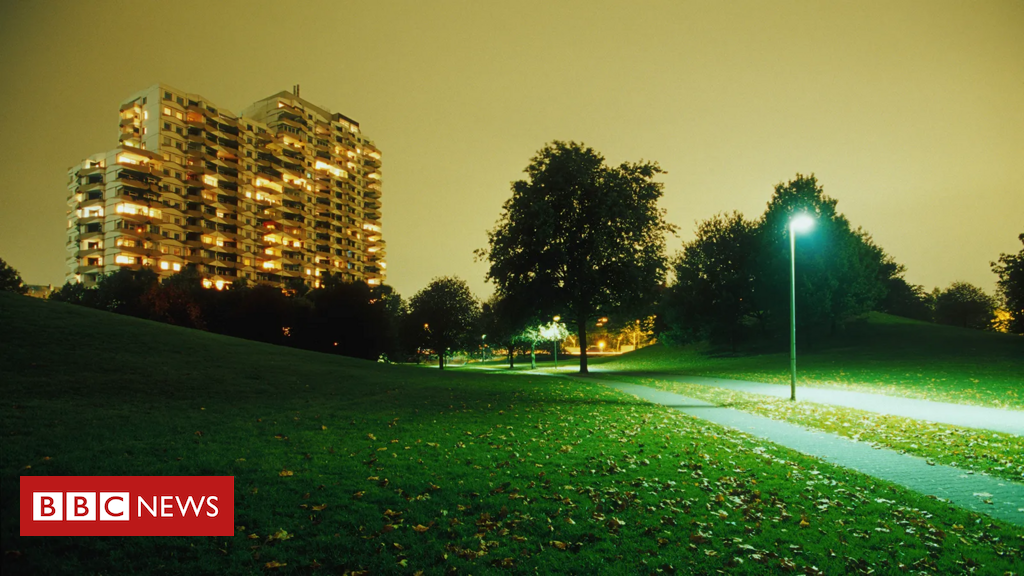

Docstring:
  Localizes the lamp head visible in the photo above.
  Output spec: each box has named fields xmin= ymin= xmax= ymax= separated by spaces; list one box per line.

xmin=790 ymin=213 xmax=815 ymax=233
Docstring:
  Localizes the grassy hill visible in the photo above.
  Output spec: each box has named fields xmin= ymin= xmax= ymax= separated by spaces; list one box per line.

xmin=594 ymin=312 xmax=1024 ymax=408
xmin=2 ymin=293 xmax=1022 ymax=575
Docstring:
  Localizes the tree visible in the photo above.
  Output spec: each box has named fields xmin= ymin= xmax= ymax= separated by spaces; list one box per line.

xmin=933 ymin=281 xmax=997 ymax=330
xmin=878 ymin=274 xmax=933 ymax=322
xmin=295 ymin=274 xmax=402 ymax=360
xmin=50 ymin=281 xmax=96 ymax=306
xmin=0 ymin=258 xmax=27 ymax=294
xmin=373 ymin=284 xmax=408 ymax=362
xmin=142 ymin=266 xmax=206 ymax=329
xmin=480 ymin=141 xmax=674 ymax=373
xmin=92 ymin=268 xmax=161 ymax=317
xmin=407 ymin=277 xmax=480 ymax=369
xmin=754 ymin=174 xmax=888 ymax=337
xmin=477 ymin=295 xmax=524 ymax=368
xmin=515 ymin=319 xmax=570 ymax=369
xmin=992 ymin=233 xmax=1024 ymax=334
xmin=663 ymin=212 xmax=759 ymax=349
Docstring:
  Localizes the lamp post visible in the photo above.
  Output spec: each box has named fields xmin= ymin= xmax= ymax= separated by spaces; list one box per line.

xmin=789 ymin=213 xmax=815 ymax=401
xmin=552 ymin=316 xmax=561 ymax=370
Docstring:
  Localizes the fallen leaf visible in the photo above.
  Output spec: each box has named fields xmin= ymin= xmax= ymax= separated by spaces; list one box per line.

xmin=268 ymin=529 xmax=293 ymax=542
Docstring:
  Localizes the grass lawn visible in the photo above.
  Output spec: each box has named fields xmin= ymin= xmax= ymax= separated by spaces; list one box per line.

xmin=2 ymin=293 xmax=1023 ymax=575
xmin=592 ymin=313 xmax=1024 ymax=409
xmin=584 ymin=375 xmax=1024 ymax=484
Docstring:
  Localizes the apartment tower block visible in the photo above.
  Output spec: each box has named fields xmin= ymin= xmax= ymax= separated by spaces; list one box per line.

xmin=65 ymin=84 xmax=385 ymax=290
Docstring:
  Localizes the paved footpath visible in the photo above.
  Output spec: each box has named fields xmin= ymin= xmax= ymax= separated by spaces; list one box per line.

xmin=577 ymin=377 xmax=1024 ymax=526
xmin=608 ymin=372 xmax=1024 ymax=436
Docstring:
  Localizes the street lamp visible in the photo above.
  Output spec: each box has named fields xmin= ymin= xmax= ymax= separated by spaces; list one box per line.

xmin=552 ymin=316 xmax=561 ymax=370
xmin=789 ymin=213 xmax=815 ymax=401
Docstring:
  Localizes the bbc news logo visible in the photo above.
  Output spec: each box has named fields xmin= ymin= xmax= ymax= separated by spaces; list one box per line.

xmin=21 ymin=476 xmax=234 ymax=536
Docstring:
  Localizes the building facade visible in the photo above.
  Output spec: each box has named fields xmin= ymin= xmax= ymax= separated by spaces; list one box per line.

xmin=65 ymin=84 xmax=385 ymax=290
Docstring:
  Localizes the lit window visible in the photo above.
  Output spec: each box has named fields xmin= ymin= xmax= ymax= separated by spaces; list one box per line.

xmin=203 ymin=175 xmax=217 ymax=187
xmin=172 ymin=263 xmax=181 ymax=271
xmin=163 ymin=107 xmax=171 ymax=116
xmin=160 ymin=261 xmax=170 ymax=270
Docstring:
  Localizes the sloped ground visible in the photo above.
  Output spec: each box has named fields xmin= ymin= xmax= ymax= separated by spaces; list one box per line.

xmin=594 ymin=313 xmax=1024 ymax=409
xmin=2 ymin=294 xmax=1022 ymax=574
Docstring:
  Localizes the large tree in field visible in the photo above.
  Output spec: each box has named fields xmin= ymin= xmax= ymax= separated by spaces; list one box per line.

xmin=663 ymin=211 xmax=760 ymax=349
xmin=480 ymin=141 xmax=674 ymax=374
xmin=754 ymin=174 xmax=888 ymax=337
xmin=933 ymin=281 xmax=997 ymax=330
xmin=408 ymin=277 xmax=480 ymax=370
xmin=992 ymin=233 xmax=1024 ymax=334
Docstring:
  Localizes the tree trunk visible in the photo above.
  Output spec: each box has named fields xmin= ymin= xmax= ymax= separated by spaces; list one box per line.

xmin=577 ymin=319 xmax=589 ymax=374
xmin=530 ymin=342 xmax=536 ymax=369
xmin=438 ymin=350 xmax=445 ymax=370
xmin=508 ymin=342 xmax=514 ymax=368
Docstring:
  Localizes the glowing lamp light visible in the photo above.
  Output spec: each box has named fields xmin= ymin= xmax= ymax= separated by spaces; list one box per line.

xmin=790 ymin=213 xmax=815 ymax=233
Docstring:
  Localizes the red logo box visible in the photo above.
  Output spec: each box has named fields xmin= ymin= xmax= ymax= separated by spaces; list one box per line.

xmin=20 ymin=476 xmax=234 ymax=536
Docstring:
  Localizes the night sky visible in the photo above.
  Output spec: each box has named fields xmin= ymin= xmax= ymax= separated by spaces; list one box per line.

xmin=0 ymin=1 xmax=1021 ymax=299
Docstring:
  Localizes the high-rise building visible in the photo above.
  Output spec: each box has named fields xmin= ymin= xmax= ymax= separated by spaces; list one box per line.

xmin=65 ymin=84 xmax=385 ymax=290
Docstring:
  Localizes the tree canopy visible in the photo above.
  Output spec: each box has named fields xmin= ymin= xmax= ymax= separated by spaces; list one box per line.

xmin=755 ymin=174 xmax=890 ymax=336
xmin=992 ymin=233 xmax=1024 ymax=334
xmin=663 ymin=174 xmax=900 ymax=347
xmin=480 ymin=141 xmax=674 ymax=373
xmin=933 ymin=281 xmax=997 ymax=331
xmin=663 ymin=211 xmax=759 ymax=349
xmin=407 ymin=276 xmax=480 ymax=369
xmin=0 ymin=258 xmax=27 ymax=294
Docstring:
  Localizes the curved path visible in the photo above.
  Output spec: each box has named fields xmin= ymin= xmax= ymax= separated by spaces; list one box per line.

xmin=600 ymin=371 xmax=1024 ymax=435
xmin=585 ymin=377 xmax=1024 ymax=526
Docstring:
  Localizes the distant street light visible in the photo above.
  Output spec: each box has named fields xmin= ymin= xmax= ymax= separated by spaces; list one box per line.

xmin=789 ymin=213 xmax=815 ymax=401
xmin=482 ymin=334 xmax=487 ymax=361
xmin=552 ymin=316 xmax=561 ymax=369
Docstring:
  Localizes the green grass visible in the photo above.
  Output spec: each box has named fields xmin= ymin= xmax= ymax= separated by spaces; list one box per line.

xmin=587 ymin=374 xmax=1024 ymax=484
xmin=593 ymin=313 xmax=1024 ymax=409
xmin=2 ymin=293 xmax=1023 ymax=575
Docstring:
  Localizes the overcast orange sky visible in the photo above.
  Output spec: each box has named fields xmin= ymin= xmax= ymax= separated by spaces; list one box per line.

xmin=0 ymin=1 xmax=1021 ymax=300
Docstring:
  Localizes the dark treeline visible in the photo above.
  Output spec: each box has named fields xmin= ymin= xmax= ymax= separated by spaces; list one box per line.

xmin=49 ymin=267 xmax=407 ymax=361
xmin=659 ymin=174 xmax=1018 ymax=349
